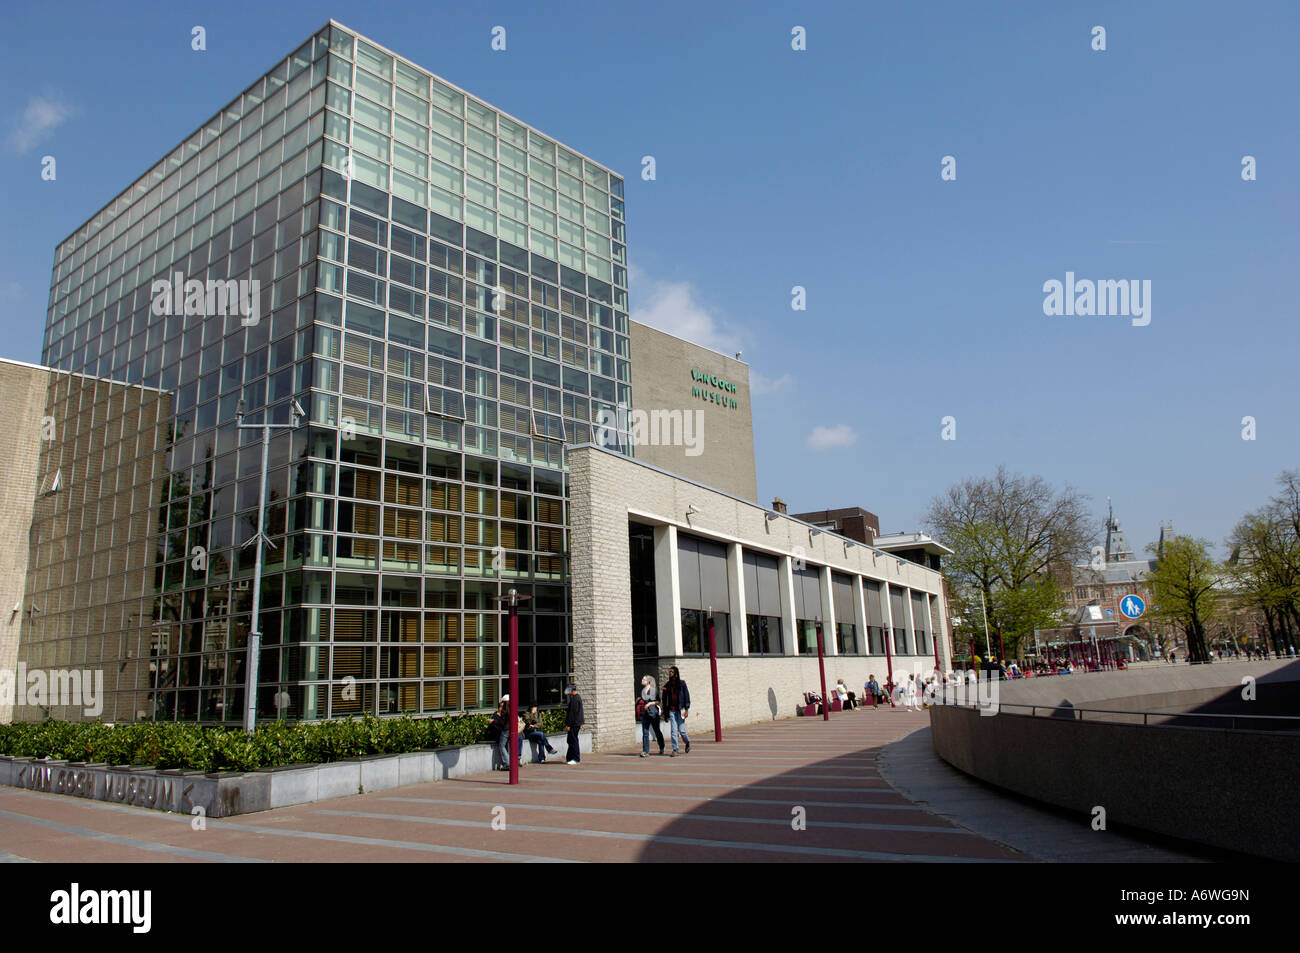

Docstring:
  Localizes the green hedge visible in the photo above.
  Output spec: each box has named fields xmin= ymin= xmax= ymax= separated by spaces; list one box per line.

xmin=0 ymin=710 xmax=568 ymax=774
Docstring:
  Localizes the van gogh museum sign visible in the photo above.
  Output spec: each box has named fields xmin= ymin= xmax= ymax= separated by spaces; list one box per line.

xmin=689 ymin=368 xmax=741 ymax=410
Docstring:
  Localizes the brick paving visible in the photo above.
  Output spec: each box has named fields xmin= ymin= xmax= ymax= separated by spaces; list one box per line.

xmin=0 ymin=709 xmax=1027 ymax=862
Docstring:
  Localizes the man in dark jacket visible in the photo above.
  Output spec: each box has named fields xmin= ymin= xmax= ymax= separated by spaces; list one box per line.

xmin=564 ymin=684 xmax=584 ymax=765
xmin=662 ymin=666 xmax=691 ymax=755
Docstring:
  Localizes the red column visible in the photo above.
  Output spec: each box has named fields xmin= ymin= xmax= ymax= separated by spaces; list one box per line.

xmin=707 ymin=613 xmax=722 ymax=743
xmin=507 ymin=597 xmax=519 ymax=786
xmin=815 ymin=620 xmax=830 ymax=721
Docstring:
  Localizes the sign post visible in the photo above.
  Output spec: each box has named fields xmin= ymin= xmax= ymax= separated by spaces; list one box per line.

xmin=1119 ymin=594 xmax=1146 ymax=621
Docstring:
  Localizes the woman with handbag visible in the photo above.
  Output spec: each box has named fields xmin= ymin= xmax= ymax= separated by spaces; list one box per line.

xmin=639 ymin=674 xmax=665 ymax=757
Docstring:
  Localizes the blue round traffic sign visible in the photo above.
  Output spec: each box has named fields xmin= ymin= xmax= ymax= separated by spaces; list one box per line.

xmin=1119 ymin=594 xmax=1146 ymax=619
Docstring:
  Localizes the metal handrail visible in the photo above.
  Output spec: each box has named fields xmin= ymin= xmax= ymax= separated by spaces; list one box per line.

xmin=941 ymin=699 xmax=1300 ymax=730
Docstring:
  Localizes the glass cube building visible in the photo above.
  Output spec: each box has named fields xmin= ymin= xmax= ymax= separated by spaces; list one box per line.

xmin=25 ymin=21 xmax=631 ymax=723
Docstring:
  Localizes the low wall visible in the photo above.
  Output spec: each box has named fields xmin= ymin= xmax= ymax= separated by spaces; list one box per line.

xmin=930 ymin=706 xmax=1299 ymax=861
xmin=0 ymin=730 xmax=586 ymax=817
xmin=997 ymin=658 xmax=1297 ymax=710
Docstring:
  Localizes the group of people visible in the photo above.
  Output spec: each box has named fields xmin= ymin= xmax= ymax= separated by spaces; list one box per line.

xmin=816 ymin=674 xmax=929 ymax=711
xmin=638 ymin=666 xmax=692 ymax=757
xmin=1193 ymin=645 xmax=1296 ymax=661
xmin=488 ymin=684 xmax=586 ymax=769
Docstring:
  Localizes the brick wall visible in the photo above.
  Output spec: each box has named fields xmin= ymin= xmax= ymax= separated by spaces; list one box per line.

xmin=0 ymin=361 xmax=52 ymax=723
xmin=569 ymin=444 xmax=950 ymax=749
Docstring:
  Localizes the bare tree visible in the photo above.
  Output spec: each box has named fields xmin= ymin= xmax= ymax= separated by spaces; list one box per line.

xmin=924 ymin=466 xmax=1094 ymax=660
xmin=1227 ymin=470 xmax=1300 ymax=654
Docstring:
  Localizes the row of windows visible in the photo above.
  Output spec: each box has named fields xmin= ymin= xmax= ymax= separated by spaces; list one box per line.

xmin=49 ymin=125 xmax=322 ymax=350
xmin=673 ymin=611 xmax=935 ymax=659
xmin=322 ymin=94 xmax=622 ymax=233
xmin=131 ymin=671 xmax=568 ymax=723
xmin=52 ymin=22 xmax=624 ymax=350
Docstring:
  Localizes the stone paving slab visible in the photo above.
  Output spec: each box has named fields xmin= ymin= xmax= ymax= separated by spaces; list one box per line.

xmin=0 ymin=709 xmax=1028 ymax=863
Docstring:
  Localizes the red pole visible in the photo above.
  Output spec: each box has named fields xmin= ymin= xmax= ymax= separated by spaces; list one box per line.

xmin=707 ymin=612 xmax=722 ymax=743
xmin=883 ymin=622 xmax=894 ymax=707
xmin=508 ymin=593 xmax=519 ymax=786
xmin=933 ymin=619 xmax=942 ymax=678
xmin=815 ymin=620 xmax=830 ymax=721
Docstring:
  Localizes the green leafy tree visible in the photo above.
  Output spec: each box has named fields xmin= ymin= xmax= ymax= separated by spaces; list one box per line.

xmin=1144 ymin=536 xmax=1218 ymax=663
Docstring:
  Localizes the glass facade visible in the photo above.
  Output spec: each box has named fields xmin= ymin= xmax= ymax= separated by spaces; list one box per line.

xmin=23 ymin=22 xmax=630 ymax=722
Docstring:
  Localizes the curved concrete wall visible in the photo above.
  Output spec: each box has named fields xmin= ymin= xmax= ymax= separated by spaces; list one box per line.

xmin=997 ymin=658 xmax=1297 ymax=710
xmin=930 ymin=705 xmax=1300 ymax=861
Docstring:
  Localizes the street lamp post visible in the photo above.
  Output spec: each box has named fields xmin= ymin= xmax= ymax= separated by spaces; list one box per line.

xmin=706 ymin=608 xmax=722 ymax=742
xmin=496 ymin=589 xmax=531 ymax=785
xmin=814 ymin=619 xmax=830 ymax=722
xmin=237 ymin=397 xmax=305 ymax=735
xmin=979 ymin=587 xmax=993 ymax=660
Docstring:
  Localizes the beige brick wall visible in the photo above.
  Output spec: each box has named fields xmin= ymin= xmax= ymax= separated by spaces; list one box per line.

xmin=628 ymin=321 xmax=758 ymax=502
xmin=10 ymin=368 xmax=170 ymax=723
xmin=569 ymin=449 xmax=636 ymax=749
xmin=0 ymin=360 xmax=52 ymax=723
xmin=570 ymin=444 xmax=951 ymax=749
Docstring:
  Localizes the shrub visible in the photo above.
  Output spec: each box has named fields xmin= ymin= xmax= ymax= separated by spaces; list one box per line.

xmin=0 ymin=706 xmax=563 ymax=773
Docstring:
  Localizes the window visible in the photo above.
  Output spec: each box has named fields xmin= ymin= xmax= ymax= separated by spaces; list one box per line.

xmin=865 ymin=581 xmax=887 ymax=654
xmin=911 ymin=591 xmax=929 ymax=656
xmin=889 ymin=586 xmax=910 ymax=654
xmin=832 ymin=573 xmax=859 ymax=654
xmin=681 ymin=608 xmax=729 ymax=655
xmin=743 ymin=550 xmax=784 ymax=655
xmin=836 ymin=622 xmax=858 ymax=655
xmin=792 ymin=566 xmax=823 ymax=653
xmin=746 ymin=614 xmax=782 ymax=655
xmin=677 ymin=533 xmax=731 ymax=654
xmin=796 ymin=619 xmax=823 ymax=655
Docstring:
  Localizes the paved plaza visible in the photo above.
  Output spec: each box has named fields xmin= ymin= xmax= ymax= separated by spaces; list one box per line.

xmin=0 ymin=708 xmax=1207 ymax=863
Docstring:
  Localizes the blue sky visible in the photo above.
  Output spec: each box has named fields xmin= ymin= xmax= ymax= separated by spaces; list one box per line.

xmin=1 ymin=0 xmax=1296 ymax=556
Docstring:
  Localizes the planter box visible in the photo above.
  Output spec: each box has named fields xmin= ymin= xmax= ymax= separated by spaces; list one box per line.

xmin=1 ymin=730 xmax=589 ymax=817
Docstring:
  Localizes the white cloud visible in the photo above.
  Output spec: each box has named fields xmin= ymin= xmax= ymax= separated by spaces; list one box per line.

xmin=750 ymin=370 xmax=793 ymax=397
xmin=7 ymin=95 xmax=71 ymax=154
xmin=806 ymin=424 xmax=857 ymax=451
xmin=630 ymin=277 xmax=743 ymax=356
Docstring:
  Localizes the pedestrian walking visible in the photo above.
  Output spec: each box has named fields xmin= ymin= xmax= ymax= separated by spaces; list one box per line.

xmin=891 ymin=677 xmax=906 ymax=708
xmin=870 ymin=674 xmax=886 ymax=706
xmin=564 ymin=684 xmax=584 ymax=765
xmin=662 ymin=666 xmax=691 ymax=755
xmin=639 ymin=674 xmax=666 ymax=757
xmin=905 ymin=674 xmax=920 ymax=711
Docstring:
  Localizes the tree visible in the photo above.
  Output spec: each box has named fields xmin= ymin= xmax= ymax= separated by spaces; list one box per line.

xmin=1227 ymin=470 xmax=1300 ymax=654
xmin=1144 ymin=536 xmax=1218 ymax=663
xmin=924 ymin=466 xmax=1093 ymax=660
